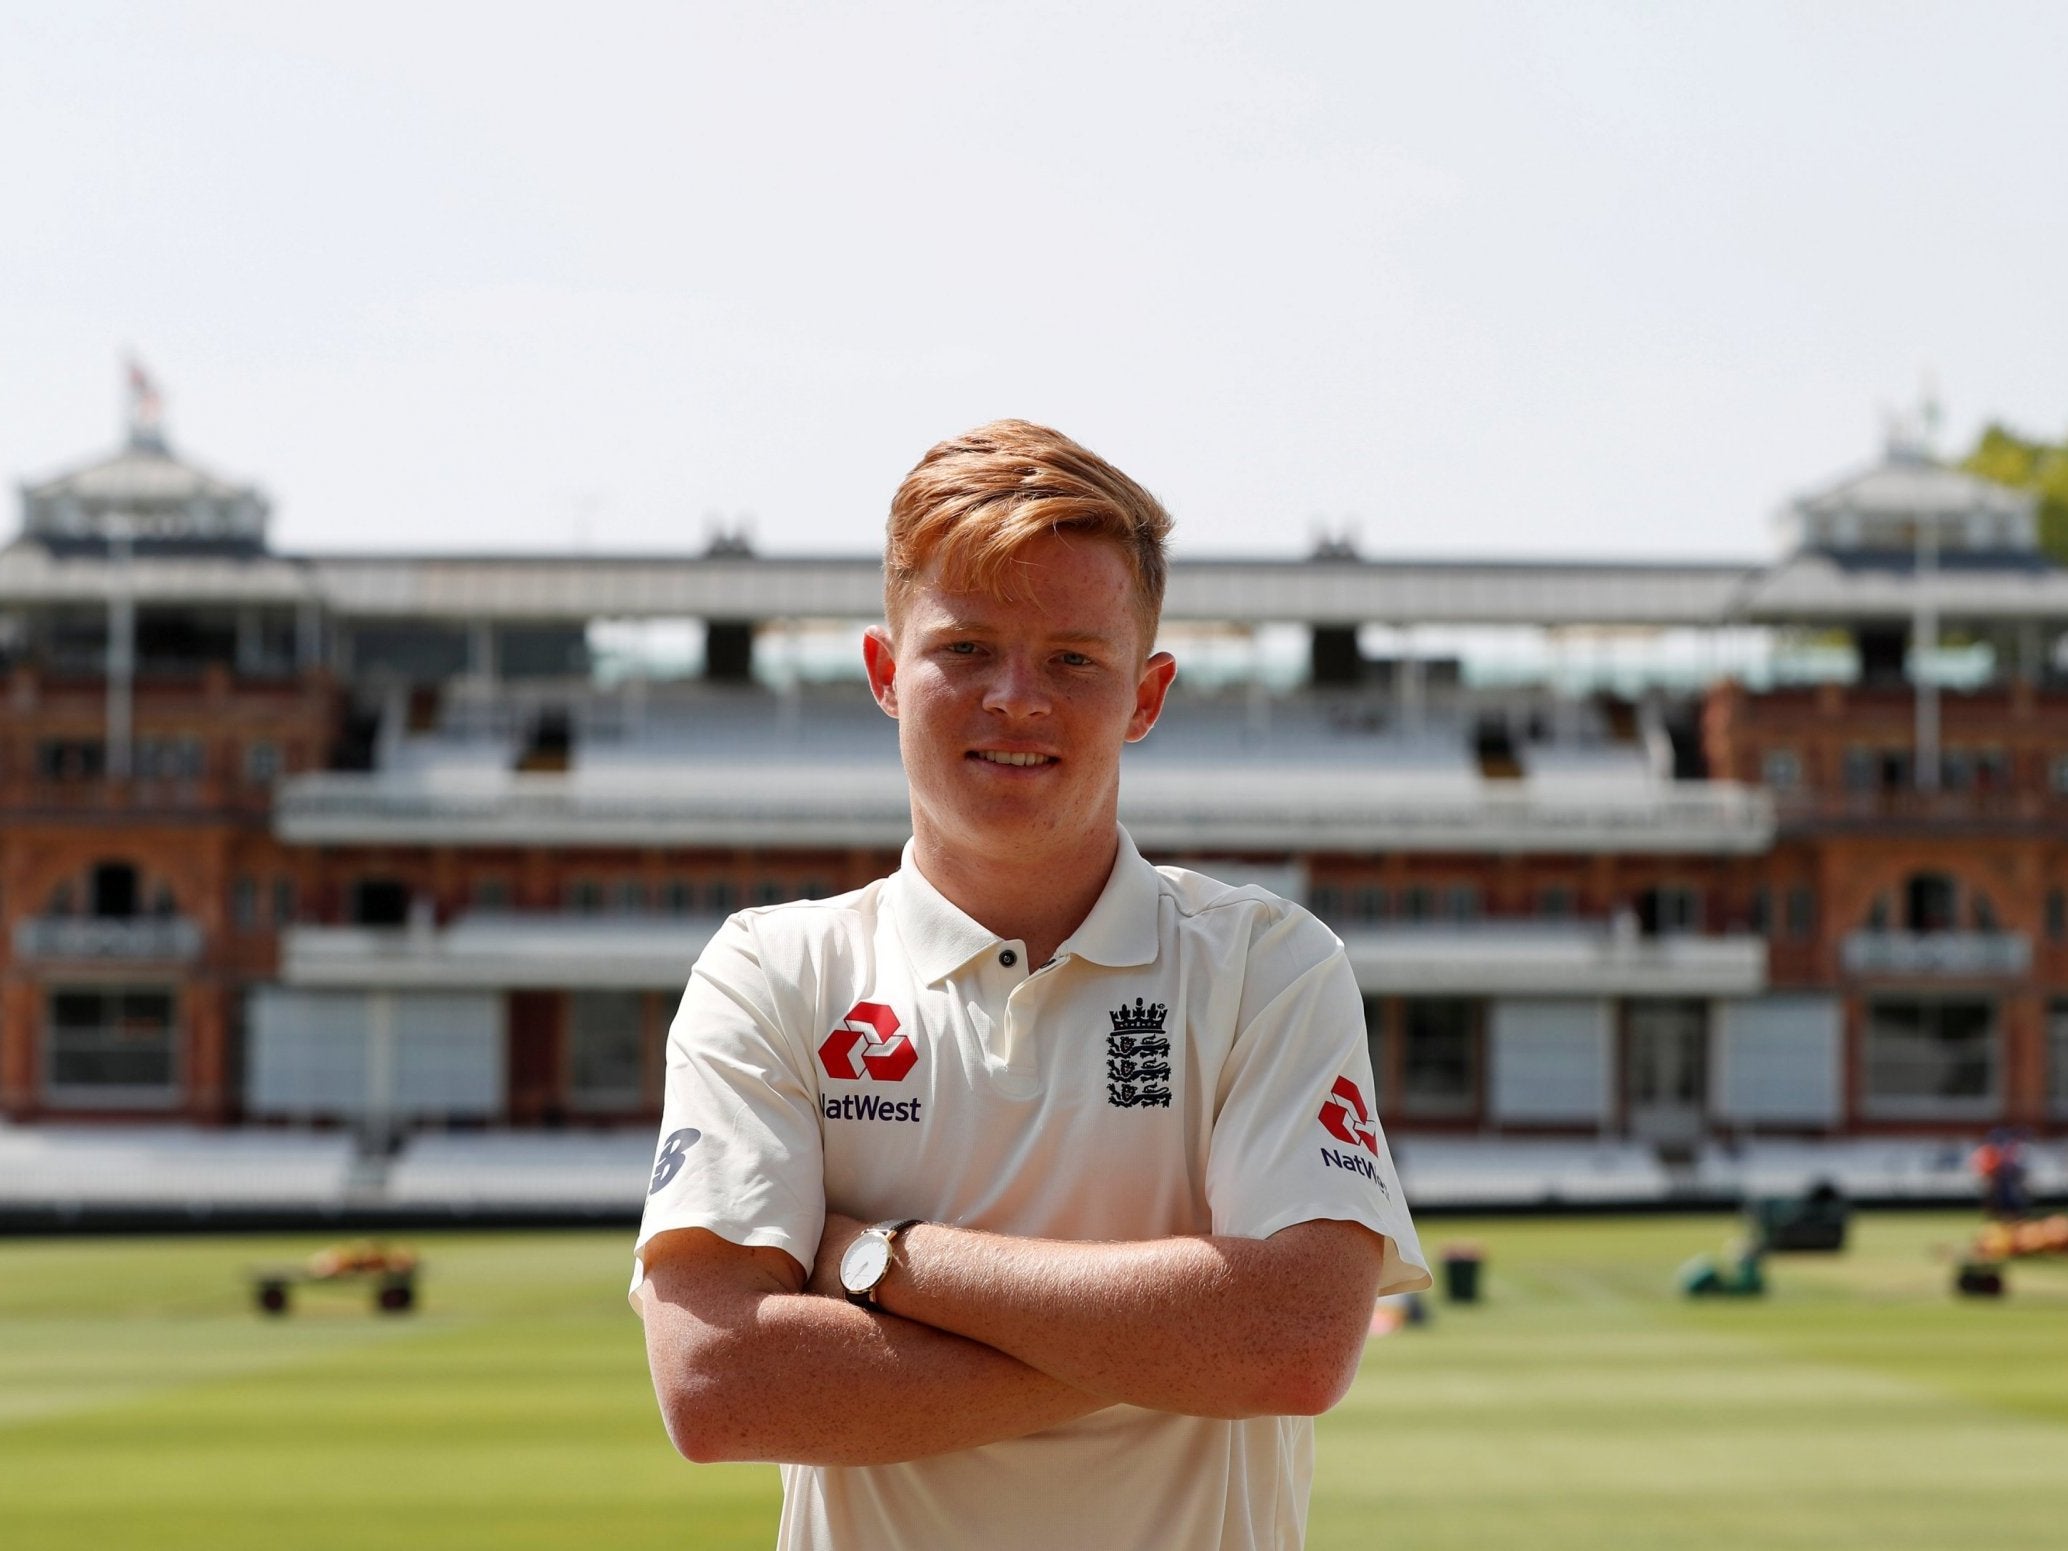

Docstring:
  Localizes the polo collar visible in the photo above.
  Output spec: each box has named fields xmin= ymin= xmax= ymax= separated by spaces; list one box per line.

xmin=890 ymin=825 xmax=1164 ymax=984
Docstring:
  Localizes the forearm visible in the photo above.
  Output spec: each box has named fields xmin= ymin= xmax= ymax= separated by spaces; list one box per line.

xmin=640 ymin=1258 xmax=1104 ymax=1466
xmin=872 ymin=1220 xmax=1382 ymax=1419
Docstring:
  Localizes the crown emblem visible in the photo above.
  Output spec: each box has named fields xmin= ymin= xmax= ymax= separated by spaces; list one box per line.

xmin=1109 ymin=997 xmax=1167 ymax=1033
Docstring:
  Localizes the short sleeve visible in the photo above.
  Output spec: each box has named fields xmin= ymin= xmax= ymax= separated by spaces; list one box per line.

xmin=1205 ymin=908 xmax=1431 ymax=1296
xmin=630 ymin=913 xmax=825 ymax=1294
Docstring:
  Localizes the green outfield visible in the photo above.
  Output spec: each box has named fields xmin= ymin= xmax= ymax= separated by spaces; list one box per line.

xmin=2 ymin=1213 xmax=2064 ymax=1550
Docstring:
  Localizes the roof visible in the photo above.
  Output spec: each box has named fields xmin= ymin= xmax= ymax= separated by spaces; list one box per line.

xmin=22 ymin=438 xmax=257 ymax=509
xmin=0 ymin=540 xmax=317 ymax=606
xmin=1794 ymin=452 xmax=2037 ymax=524
xmin=1735 ymin=551 xmax=2068 ymax=623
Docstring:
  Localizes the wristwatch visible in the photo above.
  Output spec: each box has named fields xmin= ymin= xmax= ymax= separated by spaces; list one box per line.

xmin=840 ymin=1218 xmax=922 ymax=1307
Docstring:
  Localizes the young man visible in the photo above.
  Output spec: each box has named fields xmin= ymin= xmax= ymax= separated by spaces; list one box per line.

xmin=634 ymin=421 xmax=1427 ymax=1550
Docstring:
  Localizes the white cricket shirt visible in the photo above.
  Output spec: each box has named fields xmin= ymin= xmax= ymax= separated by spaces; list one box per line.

xmin=635 ymin=826 xmax=1428 ymax=1551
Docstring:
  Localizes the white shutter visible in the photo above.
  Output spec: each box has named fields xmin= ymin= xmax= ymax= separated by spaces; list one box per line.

xmin=393 ymin=993 xmax=505 ymax=1116
xmin=1713 ymin=997 xmax=1841 ymax=1125
xmin=248 ymin=989 xmax=370 ymax=1116
xmin=1490 ymin=999 xmax=1610 ymax=1123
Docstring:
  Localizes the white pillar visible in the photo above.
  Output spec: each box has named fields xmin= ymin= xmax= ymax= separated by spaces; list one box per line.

xmin=105 ymin=522 xmax=135 ymax=779
xmin=1914 ymin=522 xmax=1939 ymax=792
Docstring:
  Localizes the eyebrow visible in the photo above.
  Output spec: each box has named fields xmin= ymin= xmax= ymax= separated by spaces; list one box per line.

xmin=925 ymin=618 xmax=1122 ymax=647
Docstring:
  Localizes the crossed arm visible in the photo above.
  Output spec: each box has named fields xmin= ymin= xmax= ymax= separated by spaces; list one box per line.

xmin=637 ymin=1214 xmax=1387 ymax=1468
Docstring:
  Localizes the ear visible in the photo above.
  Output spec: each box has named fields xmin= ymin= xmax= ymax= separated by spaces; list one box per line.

xmin=862 ymin=625 xmax=899 ymax=718
xmin=1126 ymin=651 xmax=1177 ymax=743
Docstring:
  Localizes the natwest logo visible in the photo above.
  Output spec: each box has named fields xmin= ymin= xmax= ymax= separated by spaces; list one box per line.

xmin=1318 ymin=1075 xmax=1379 ymax=1157
xmin=818 ymin=1001 xmax=918 ymax=1082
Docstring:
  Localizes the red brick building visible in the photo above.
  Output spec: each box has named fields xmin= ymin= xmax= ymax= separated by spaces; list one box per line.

xmin=4 ymin=398 xmax=2064 ymax=1145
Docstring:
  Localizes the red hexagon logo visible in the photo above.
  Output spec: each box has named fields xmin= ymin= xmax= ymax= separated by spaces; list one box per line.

xmin=818 ymin=1001 xmax=918 ymax=1083
xmin=1318 ymin=1075 xmax=1379 ymax=1156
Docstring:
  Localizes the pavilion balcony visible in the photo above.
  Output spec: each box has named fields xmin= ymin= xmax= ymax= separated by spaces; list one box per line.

xmin=277 ymin=767 xmax=1775 ymax=855
xmin=1839 ymin=931 xmax=2031 ymax=979
xmin=281 ymin=913 xmax=715 ymax=992
xmin=12 ymin=916 xmax=205 ymax=964
xmin=1337 ymin=922 xmax=1767 ymax=997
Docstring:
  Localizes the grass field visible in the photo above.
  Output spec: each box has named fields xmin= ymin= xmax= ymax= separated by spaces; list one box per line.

xmin=2 ymin=1214 xmax=2064 ymax=1550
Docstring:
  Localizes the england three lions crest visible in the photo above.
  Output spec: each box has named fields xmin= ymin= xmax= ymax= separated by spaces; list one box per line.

xmin=1107 ymin=997 xmax=1172 ymax=1108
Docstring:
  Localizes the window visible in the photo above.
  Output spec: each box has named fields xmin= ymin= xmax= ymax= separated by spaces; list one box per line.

xmin=351 ymin=879 xmax=411 ymax=927
xmin=135 ymin=737 xmax=204 ymax=781
xmin=37 ymin=739 xmax=105 ymax=782
xmin=1536 ymin=886 xmax=1576 ymax=920
xmin=2051 ymin=755 xmax=2068 ymax=795
xmin=2050 ymin=1003 xmax=2068 ymax=1119
xmin=1399 ymin=999 xmax=1478 ymax=1117
xmin=245 ymin=740 xmax=281 ymax=783
xmin=39 ymin=739 xmax=109 ymax=782
xmin=1351 ymin=886 xmax=1390 ymax=923
xmin=231 ymin=876 xmax=258 ymax=931
xmin=1842 ymin=747 xmax=1876 ymax=792
xmin=1402 ymin=886 xmax=1436 ymax=924
xmin=1905 ymin=873 xmax=1957 ymax=934
xmin=703 ymin=880 xmax=737 ymax=915
xmin=567 ymin=880 xmax=605 ymax=916
xmin=1638 ymin=885 xmax=1700 ymax=937
xmin=1972 ymin=893 xmax=1999 ymax=933
xmin=1862 ymin=998 xmax=1999 ymax=1119
xmin=658 ymin=880 xmax=692 ymax=916
xmin=271 ymin=878 xmax=297 ymax=928
xmin=568 ymin=990 xmax=647 ymax=1111
xmin=1762 ymin=749 xmax=1801 ymax=790
xmin=1444 ymin=885 xmax=1481 ymax=923
xmin=471 ymin=878 xmax=511 ymax=913
xmin=45 ymin=987 xmax=178 ymax=1104
xmin=612 ymin=880 xmax=650 ymax=915
xmin=1785 ymin=886 xmax=1816 ymax=942
xmin=755 ymin=880 xmax=786 ymax=906
xmin=1307 ymin=885 xmax=1342 ymax=922
xmin=1748 ymin=887 xmax=1771 ymax=935
xmin=1361 ymin=996 xmax=1386 ymax=1107
xmin=90 ymin=862 xmax=139 ymax=920
xmin=2048 ymin=889 xmax=2065 ymax=944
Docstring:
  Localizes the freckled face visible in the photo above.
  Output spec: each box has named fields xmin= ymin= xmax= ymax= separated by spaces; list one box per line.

xmin=863 ymin=532 xmax=1175 ymax=864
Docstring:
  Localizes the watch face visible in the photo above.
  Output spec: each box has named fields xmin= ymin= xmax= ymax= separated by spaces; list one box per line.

xmin=841 ymin=1232 xmax=892 ymax=1294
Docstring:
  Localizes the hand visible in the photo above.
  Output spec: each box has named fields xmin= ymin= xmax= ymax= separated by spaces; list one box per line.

xmin=808 ymin=1211 xmax=868 ymax=1299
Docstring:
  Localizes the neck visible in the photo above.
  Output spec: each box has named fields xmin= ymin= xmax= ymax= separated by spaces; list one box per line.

xmin=909 ymin=823 xmax=1119 ymax=968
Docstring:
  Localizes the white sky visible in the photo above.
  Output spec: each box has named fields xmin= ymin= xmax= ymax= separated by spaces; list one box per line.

xmin=4 ymin=1 xmax=2066 ymax=562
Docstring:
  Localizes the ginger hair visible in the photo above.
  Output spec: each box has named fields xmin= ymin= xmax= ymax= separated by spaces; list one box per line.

xmin=883 ymin=419 xmax=1173 ymax=650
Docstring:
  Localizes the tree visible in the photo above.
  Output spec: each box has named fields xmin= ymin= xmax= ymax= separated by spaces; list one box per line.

xmin=1960 ymin=423 xmax=2068 ymax=562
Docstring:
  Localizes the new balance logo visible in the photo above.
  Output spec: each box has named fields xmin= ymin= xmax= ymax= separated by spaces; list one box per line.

xmin=818 ymin=1001 xmax=918 ymax=1082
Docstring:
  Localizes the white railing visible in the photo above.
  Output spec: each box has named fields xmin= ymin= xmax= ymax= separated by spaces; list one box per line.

xmin=1337 ymin=923 xmax=1767 ymax=996
xmin=278 ymin=769 xmax=1775 ymax=855
xmin=13 ymin=917 xmax=204 ymax=962
xmin=1840 ymin=931 xmax=2031 ymax=978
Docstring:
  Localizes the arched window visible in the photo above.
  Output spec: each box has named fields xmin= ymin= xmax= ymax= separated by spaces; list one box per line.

xmin=1905 ymin=873 xmax=1957 ymax=934
xmin=90 ymin=861 xmax=140 ymax=920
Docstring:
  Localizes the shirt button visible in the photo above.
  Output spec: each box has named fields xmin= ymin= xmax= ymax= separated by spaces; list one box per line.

xmin=999 ymin=949 xmax=1018 ymax=967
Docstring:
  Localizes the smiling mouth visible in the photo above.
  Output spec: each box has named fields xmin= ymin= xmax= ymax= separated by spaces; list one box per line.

xmin=971 ymin=751 xmax=1056 ymax=767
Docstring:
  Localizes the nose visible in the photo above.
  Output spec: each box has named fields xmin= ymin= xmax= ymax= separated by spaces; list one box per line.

xmin=981 ymin=651 xmax=1052 ymax=719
